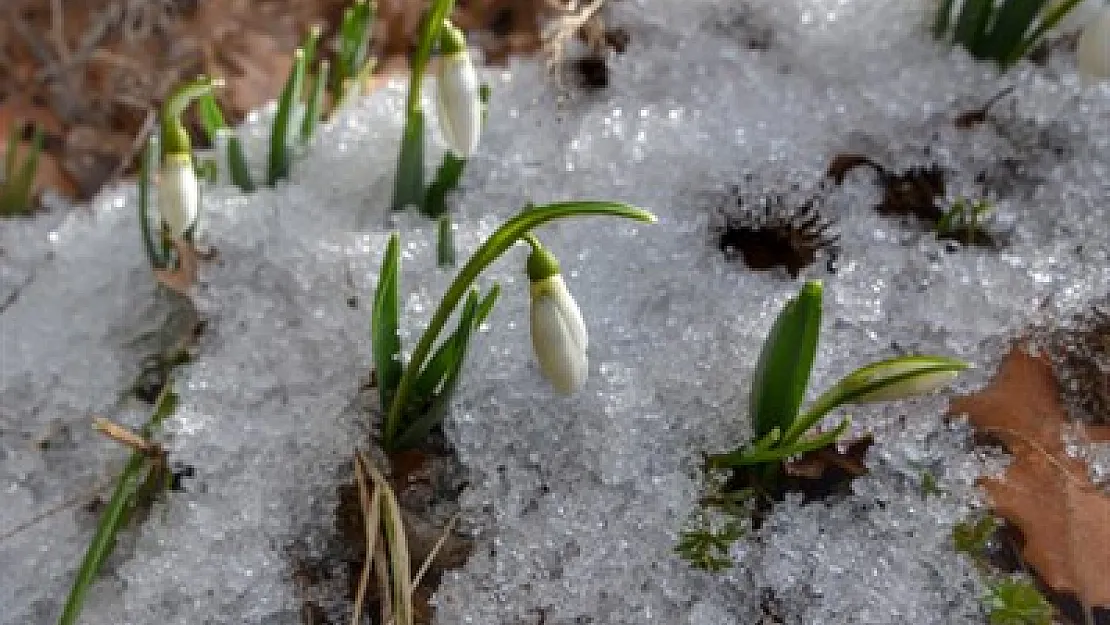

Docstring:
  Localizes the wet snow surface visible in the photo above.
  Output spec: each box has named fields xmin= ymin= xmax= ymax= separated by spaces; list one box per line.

xmin=3 ymin=0 xmax=1110 ymax=623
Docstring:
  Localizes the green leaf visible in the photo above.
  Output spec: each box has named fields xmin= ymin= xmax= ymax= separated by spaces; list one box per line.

xmin=410 ymin=283 xmax=499 ymax=402
xmin=58 ymin=388 xmax=178 ymax=625
xmin=1008 ymin=0 xmax=1085 ymax=65
xmin=437 ymin=214 xmax=456 ymax=267
xmin=424 ymin=152 xmax=466 ymax=218
xmin=391 ymin=109 xmax=425 ymax=211
xmin=392 ymin=289 xmax=482 ymax=449
xmin=985 ymin=578 xmax=1054 ymax=625
xmin=268 ymin=47 xmax=306 ymax=186
xmin=6 ymin=124 xmax=42 ymax=214
xmin=373 ymin=234 xmax=404 ymax=413
xmin=196 ymin=94 xmax=254 ymax=192
xmin=934 ymin=0 xmax=956 ymax=38
xmin=196 ymin=93 xmax=226 ymax=140
xmin=301 ymin=25 xmax=322 ymax=70
xmin=138 ymin=135 xmax=167 ymax=269
xmin=749 ymin=281 xmax=823 ymax=440
xmin=954 ymin=0 xmax=996 ymax=55
xmin=708 ymin=417 xmax=849 ymax=468
xmin=339 ymin=0 xmax=373 ymax=84
xmin=381 ymin=201 xmax=656 ymax=446
xmin=980 ymin=0 xmax=1046 ymax=62
xmin=3 ymin=121 xmax=19 ymax=185
xmin=300 ymin=60 xmax=329 ymax=144
xmin=953 ymin=515 xmax=1000 ymax=556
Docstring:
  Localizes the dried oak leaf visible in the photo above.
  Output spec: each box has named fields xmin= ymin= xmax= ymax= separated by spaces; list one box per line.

xmin=949 ymin=347 xmax=1110 ymax=608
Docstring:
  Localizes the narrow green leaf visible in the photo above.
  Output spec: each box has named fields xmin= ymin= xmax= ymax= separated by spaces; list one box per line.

xmin=954 ymin=0 xmax=996 ymax=56
xmin=58 ymin=388 xmax=178 ymax=625
xmin=424 ymin=153 xmax=466 ymax=218
xmin=3 ymin=122 xmax=19 ymax=184
xmin=748 ymin=281 xmax=823 ymax=440
xmin=391 ymin=109 xmax=425 ymax=211
xmin=372 ymin=234 xmax=404 ymax=413
xmin=138 ymin=135 xmax=167 ymax=269
xmin=392 ymin=290 xmax=481 ymax=449
xmin=981 ymin=0 xmax=1046 ymax=62
xmin=197 ymin=93 xmax=227 ymax=140
xmin=9 ymin=124 xmax=42 ymax=214
xmin=300 ymin=60 xmax=330 ymax=144
xmin=268 ymin=47 xmax=306 ymax=186
xmin=409 ymin=283 xmax=498 ymax=405
xmin=301 ymin=25 xmax=322 ymax=70
xmin=437 ymin=215 xmax=456 ymax=267
xmin=934 ymin=0 xmax=956 ymax=38
xmin=196 ymin=95 xmax=254 ymax=192
xmin=225 ymin=135 xmax=255 ymax=192
xmin=1008 ymin=0 xmax=1085 ymax=65
xmin=708 ymin=417 xmax=850 ymax=468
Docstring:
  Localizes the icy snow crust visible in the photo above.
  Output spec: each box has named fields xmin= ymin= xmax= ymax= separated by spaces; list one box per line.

xmin=3 ymin=0 xmax=1110 ymax=623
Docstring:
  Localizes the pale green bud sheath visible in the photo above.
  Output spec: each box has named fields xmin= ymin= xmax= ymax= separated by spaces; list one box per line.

xmin=526 ymin=234 xmax=588 ymax=394
xmin=782 ymin=355 xmax=969 ymax=444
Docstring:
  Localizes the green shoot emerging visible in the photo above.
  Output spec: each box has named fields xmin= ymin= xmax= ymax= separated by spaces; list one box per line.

xmin=58 ymin=387 xmax=179 ymax=625
xmin=0 ymin=122 xmax=44 ymax=216
xmin=679 ymin=281 xmax=967 ymax=569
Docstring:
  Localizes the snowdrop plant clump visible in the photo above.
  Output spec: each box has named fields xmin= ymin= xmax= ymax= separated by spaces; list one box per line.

xmin=680 ymin=281 xmax=967 ymax=570
xmin=373 ymin=202 xmax=655 ymax=451
xmin=390 ymin=0 xmax=488 ymax=265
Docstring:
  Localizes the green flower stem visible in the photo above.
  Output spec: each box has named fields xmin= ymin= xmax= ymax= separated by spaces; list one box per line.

xmin=381 ymin=201 xmax=656 ymax=444
xmin=161 ymin=77 xmax=221 ymax=156
xmin=406 ymin=0 xmax=457 ymax=119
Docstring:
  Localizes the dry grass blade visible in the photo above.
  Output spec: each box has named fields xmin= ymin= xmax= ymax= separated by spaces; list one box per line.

xmin=352 ymin=451 xmax=383 ymax=625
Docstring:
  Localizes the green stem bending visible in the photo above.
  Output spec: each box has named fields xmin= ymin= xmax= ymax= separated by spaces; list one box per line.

xmin=161 ymin=77 xmax=222 ymax=156
xmin=406 ymin=0 xmax=457 ymax=117
xmin=381 ymin=201 xmax=656 ymax=444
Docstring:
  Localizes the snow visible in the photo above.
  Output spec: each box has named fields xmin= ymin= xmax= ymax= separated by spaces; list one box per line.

xmin=3 ymin=1 xmax=1110 ymax=623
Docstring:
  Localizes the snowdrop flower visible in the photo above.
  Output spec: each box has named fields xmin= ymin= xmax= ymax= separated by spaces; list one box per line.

xmin=526 ymin=235 xmax=588 ymax=394
xmin=157 ymin=152 xmax=200 ymax=238
xmin=435 ymin=22 xmax=482 ymax=157
xmin=157 ymin=77 xmax=219 ymax=238
xmin=1077 ymin=7 xmax=1110 ymax=79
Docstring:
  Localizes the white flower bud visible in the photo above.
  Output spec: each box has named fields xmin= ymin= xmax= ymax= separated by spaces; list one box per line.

xmin=1078 ymin=8 xmax=1110 ymax=79
xmin=157 ymin=153 xmax=200 ymax=239
xmin=435 ymin=50 xmax=483 ymax=158
xmin=530 ymin=274 xmax=588 ymax=395
xmin=835 ymin=356 xmax=967 ymax=404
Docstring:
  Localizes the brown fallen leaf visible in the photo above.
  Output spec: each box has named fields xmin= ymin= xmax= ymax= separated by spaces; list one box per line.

xmin=152 ymin=238 xmax=199 ymax=296
xmin=949 ymin=347 xmax=1110 ymax=609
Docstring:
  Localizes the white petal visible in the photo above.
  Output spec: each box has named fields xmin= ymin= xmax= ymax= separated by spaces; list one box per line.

xmin=157 ymin=155 xmax=199 ymax=238
xmin=436 ymin=52 xmax=483 ymax=157
xmin=1078 ymin=9 xmax=1110 ymax=79
xmin=530 ymin=276 xmax=588 ymax=394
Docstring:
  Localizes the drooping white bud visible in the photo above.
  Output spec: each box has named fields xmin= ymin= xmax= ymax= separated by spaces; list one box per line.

xmin=1078 ymin=8 xmax=1110 ymax=79
xmin=435 ymin=24 xmax=482 ymax=158
xmin=158 ymin=152 xmax=200 ymax=238
xmin=529 ymin=274 xmax=589 ymax=395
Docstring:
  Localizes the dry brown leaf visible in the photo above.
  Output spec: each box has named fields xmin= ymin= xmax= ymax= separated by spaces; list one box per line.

xmin=949 ymin=347 xmax=1110 ymax=608
xmin=152 ymin=238 xmax=198 ymax=296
